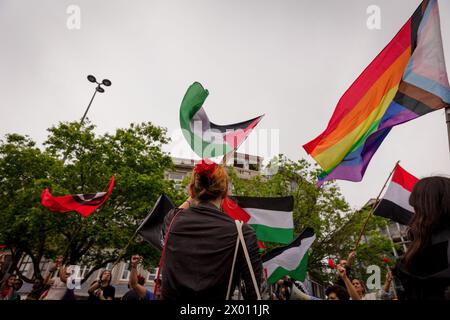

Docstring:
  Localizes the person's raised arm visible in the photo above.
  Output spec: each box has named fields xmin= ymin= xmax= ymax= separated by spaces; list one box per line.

xmin=337 ymin=264 xmax=360 ymax=300
xmin=44 ymin=255 xmax=63 ymax=285
xmin=58 ymin=265 xmax=69 ymax=284
xmin=347 ymin=251 xmax=356 ymax=266
xmin=130 ymin=255 xmax=147 ymax=298
xmin=378 ymin=271 xmax=394 ymax=300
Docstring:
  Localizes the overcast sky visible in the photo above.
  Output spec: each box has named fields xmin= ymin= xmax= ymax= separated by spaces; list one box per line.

xmin=1 ymin=0 xmax=449 ymax=209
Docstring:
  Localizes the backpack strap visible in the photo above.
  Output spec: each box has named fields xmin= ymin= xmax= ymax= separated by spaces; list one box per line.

xmin=226 ymin=220 xmax=261 ymax=300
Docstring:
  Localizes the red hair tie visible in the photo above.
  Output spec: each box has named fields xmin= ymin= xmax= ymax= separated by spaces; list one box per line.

xmin=195 ymin=159 xmax=217 ymax=178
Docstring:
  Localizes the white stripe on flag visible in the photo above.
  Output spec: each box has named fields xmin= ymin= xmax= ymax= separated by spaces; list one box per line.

xmin=245 ymin=208 xmax=294 ymax=229
xmin=264 ymin=235 xmax=316 ymax=277
xmin=383 ymin=181 xmax=414 ymax=213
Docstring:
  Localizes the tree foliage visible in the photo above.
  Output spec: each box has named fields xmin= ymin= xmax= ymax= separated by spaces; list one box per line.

xmin=0 ymin=120 xmax=184 ymax=283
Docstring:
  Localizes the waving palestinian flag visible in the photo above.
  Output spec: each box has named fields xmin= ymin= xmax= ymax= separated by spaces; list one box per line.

xmin=179 ymin=82 xmax=264 ymax=158
xmin=41 ymin=176 xmax=115 ymax=217
xmin=222 ymin=196 xmax=294 ymax=244
xmin=262 ymin=228 xmax=316 ymax=284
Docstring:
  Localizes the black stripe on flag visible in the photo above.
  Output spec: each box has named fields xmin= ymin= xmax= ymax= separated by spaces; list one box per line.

xmin=262 ymin=228 xmax=315 ymax=263
xmin=374 ymin=199 xmax=413 ymax=225
xmin=209 ymin=115 xmax=262 ymax=132
xmin=230 ymin=196 xmax=294 ymax=212
xmin=73 ymin=192 xmax=107 ymax=206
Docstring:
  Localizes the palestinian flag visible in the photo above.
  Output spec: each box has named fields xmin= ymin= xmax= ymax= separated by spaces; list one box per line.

xmin=137 ymin=194 xmax=176 ymax=251
xmin=41 ymin=176 xmax=115 ymax=217
xmin=222 ymin=196 xmax=294 ymax=244
xmin=262 ymin=228 xmax=315 ymax=284
xmin=179 ymin=82 xmax=264 ymax=158
xmin=374 ymin=164 xmax=418 ymax=225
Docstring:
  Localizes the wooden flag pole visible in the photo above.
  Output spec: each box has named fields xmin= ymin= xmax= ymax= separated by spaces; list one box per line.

xmin=111 ymin=228 xmax=140 ymax=270
xmin=446 ymin=107 xmax=450 ymax=153
xmin=354 ymin=160 xmax=400 ymax=250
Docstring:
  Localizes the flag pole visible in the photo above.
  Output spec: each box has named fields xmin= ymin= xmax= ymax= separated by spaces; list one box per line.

xmin=111 ymin=228 xmax=140 ymax=270
xmin=446 ymin=107 xmax=450 ymax=152
xmin=354 ymin=160 xmax=400 ymax=250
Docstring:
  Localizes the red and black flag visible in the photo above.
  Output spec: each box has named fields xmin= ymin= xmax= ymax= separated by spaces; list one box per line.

xmin=41 ymin=176 xmax=115 ymax=217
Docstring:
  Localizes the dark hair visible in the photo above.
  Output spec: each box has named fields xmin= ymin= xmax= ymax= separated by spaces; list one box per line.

xmin=404 ymin=176 xmax=450 ymax=266
xmin=99 ymin=270 xmax=112 ymax=285
xmin=325 ymin=285 xmax=350 ymax=300
xmin=0 ymin=274 xmax=16 ymax=290
xmin=351 ymin=279 xmax=366 ymax=295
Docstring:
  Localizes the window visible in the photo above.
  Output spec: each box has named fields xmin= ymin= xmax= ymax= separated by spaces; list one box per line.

xmin=168 ymin=173 xmax=185 ymax=182
xmin=19 ymin=255 xmax=32 ymax=274
xmin=79 ymin=266 xmax=93 ymax=279
xmin=121 ymin=263 xmax=130 ymax=281
xmin=233 ymin=159 xmax=244 ymax=168
xmin=147 ymin=267 xmax=161 ymax=281
xmin=39 ymin=260 xmax=50 ymax=274
xmin=147 ymin=269 xmax=155 ymax=281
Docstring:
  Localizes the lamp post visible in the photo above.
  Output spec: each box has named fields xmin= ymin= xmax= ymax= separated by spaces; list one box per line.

xmin=80 ymin=75 xmax=112 ymax=126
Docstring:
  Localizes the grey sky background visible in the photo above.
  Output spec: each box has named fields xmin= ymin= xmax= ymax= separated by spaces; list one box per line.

xmin=0 ymin=0 xmax=449 ymax=209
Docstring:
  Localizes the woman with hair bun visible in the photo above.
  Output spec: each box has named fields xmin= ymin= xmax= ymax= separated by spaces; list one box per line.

xmin=159 ymin=159 xmax=263 ymax=300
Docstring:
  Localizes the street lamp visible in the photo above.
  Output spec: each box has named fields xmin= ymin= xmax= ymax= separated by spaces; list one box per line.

xmin=80 ymin=75 xmax=112 ymax=125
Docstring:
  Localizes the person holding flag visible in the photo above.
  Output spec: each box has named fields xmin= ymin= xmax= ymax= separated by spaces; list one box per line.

xmin=157 ymin=159 xmax=264 ymax=300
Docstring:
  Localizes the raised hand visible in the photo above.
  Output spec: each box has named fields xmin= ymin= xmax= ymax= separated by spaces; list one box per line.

xmin=131 ymin=254 xmax=141 ymax=268
xmin=337 ymin=264 xmax=347 ymax=278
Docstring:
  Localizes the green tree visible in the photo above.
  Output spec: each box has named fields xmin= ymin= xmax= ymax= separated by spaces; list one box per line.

xmin=0 ymin=134 xmax=63 ymax=282
xmin=0 ymin=120 xmax=184 ymax=283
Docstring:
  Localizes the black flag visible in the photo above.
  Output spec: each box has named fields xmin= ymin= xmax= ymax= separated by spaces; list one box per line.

xmin=137 ymin=194 xmax=175 ymax=250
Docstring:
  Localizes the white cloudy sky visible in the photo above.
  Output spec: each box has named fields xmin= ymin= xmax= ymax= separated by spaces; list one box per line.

xmin=0 ymin=0 xmax=449 ymax=209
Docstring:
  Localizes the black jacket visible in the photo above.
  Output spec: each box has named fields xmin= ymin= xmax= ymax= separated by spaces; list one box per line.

xmin=394 ymin=228 xmax=450 ymax=300
xmin=160 ymin=202 xmax=263 ymax=300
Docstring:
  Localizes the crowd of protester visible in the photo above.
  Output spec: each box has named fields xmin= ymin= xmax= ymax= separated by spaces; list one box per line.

xmin=1 ymin=163 xmax=449 ymax=300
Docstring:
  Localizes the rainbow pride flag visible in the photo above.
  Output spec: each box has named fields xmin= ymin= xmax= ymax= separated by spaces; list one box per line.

xmin=303 ymin=0 xmax=450 ymax=186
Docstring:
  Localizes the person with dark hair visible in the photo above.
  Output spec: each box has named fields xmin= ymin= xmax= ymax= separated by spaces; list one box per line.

xmin=122 ymin=255 xmax=153 ymax=301
xmin=394 ymin=176 xmax=450 ymax=300
xmin=325 ymin=285 xmax=350 ymax=300
xmin=346 ymin=274 xmax=392 ymax=300
xmin=88 ymin=270 xmax=115 ymax=301
xmin=26 ymin=278 xmax=47 ymax=300
xmin=336 ymin=264 xmax=361 ymax=300
xmin=160 ymin=159 xmax=263 ymax=300
xmin=0 ymin=274 xmax=18 ymax=300
xmin=13 ymin=278 xmax=23 ymax=300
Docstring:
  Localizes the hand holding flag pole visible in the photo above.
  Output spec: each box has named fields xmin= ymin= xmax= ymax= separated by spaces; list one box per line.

xmin=354 ymin=160 xmax=400 ymax=250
